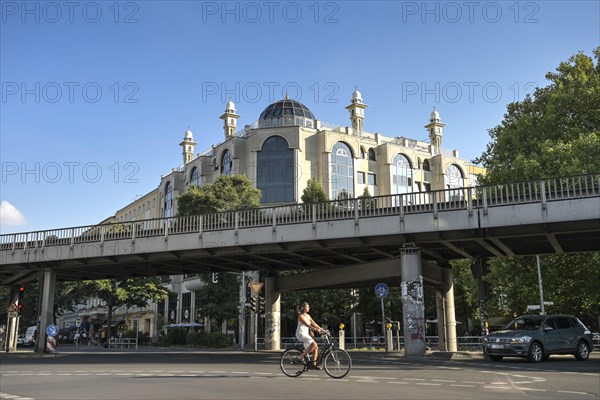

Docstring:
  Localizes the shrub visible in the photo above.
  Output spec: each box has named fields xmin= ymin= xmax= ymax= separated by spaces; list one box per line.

xmin=187 ymin=332 xmax=234 ymax=348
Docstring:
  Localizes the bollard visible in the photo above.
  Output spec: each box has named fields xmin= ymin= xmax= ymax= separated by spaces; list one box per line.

xmin=338 ymin=330 xmax=345 ymax=350
xmin=46 ymin=336 xmax=57 ymax=353
xmin=386 ymin=329 xmax=394 ymax=352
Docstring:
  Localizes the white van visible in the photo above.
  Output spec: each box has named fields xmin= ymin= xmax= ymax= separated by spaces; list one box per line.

xmin=24 ymin=326 xmax=37 ymax=347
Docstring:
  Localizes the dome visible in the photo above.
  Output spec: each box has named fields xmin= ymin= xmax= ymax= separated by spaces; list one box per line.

xmin=431 ymin=108 xmax=440 ymax=120
xmin=352 ymin=89 xmax=362 ymax=101
xmin=258 ymin=99 xmax=315 ymax=122
xmin=226 ymin=100 xmax=236 ymax=112
xmin=184 ymin=129 xmax=193 ymax=139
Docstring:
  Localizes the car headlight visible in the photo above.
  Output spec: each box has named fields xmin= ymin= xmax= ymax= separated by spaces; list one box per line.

xmin=511 ymin=335 xmax=532 ymax=344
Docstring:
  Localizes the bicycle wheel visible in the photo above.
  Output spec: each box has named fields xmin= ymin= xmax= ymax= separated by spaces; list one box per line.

xmin=280 ymin=348 xmax=304 ymax=377
xmin=323 ymin=349 xmax=351 ymax=379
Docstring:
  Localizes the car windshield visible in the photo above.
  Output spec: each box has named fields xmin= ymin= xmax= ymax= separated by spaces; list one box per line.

xmin=503 ymin=317 xmax=541 ymax=331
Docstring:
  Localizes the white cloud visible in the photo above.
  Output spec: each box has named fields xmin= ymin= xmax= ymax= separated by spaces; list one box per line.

xmin=0 ymin=201 xmax=27 ymax=227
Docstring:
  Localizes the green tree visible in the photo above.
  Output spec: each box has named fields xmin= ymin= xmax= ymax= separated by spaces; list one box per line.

xmin=177 ymin=175 xmax=261 ymax=216
xmin=84 ymin=278 xmax=169 ymax=340
xmin=475 ymin=47 xmax=600 ymax=182
xmin=301 ymin=177 xmax=328 ymax=203
xmin=194 ymin=273 xmax=240 ymax=329
xmin=474 ymin=47 xmax=600 ymax=329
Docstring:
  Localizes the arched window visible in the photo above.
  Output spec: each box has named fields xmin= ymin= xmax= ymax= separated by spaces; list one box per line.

xmin=221 ymin=149 xmax=232 ymax=176
xmin=423 ymin=159 xmax=431 ymax=171
xmin=257 ymin=136 xmax=294 ymax=203
xmin=330 ymin=142 xmax=354 ymax=200
xmin=190 ymin=166 xmax=200 ymax=186
xmin=445 ymin=164 xmax=465 ymax=201
xmin=360 ymin=146 xmax=367 ymax=159
xmin=368 ymin=148 xmax=376 ymax=161
xmin=391 ymin=154 xmax=413 ymax=196
xmin=164 ymin=181 xmax=173 ymax=218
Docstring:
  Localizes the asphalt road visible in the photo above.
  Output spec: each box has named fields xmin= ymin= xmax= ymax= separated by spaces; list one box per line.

xmin=1 ymin=349 xmax=598 ymax=400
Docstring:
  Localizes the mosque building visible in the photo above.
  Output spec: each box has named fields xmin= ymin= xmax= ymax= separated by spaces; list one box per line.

xmin=59 ymin=89 xmax=485 ymax=338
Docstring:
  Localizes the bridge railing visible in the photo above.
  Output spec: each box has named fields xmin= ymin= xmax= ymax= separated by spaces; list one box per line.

xmin=1 ymin=174 xmax=598 ymax=251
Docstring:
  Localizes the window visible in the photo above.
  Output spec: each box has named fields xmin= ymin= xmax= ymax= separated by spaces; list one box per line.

xmin=391 ymin=154 xmax=412 ymax=195
xmin=357 ymin=172 xmax=365 ymax=184
xmin=257 ymin=136 xmax=295 ymax=203
xmin=190 ymin=166 xmax=200 ymax=186
xmin=445 ymin=164 xmax=465 ymax=201
xmin=360 ymin=146 xmax=367 ymax=159
xmin=330 ymin=142 xmax=354 ymax=200
xmin=164 ymin=181 xmax=173 ymax=218
xmin=423 ymin=159 xmax=431 ymax=171
xmin=221 ymin=149 xmax=233 ymax=176
xmin=368 ymin=148 xmax=376 ymax=161
xmin=367 ymin=173 xmax=376 ymax=185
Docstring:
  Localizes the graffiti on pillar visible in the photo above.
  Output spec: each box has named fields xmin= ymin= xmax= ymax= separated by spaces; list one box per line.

xmin=401 ymin=276 xmax=424 ymax=305
xmin=406 ymin=314 xmax=425 ymax=342
xmin=264 ymin=313 xmax=280 ymax=344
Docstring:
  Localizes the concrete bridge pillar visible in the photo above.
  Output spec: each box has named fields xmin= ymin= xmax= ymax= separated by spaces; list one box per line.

xmin=442 ymin=268 xmax=457 ymax=352
xmin=435 ymin=289 xmax=447 ymax=351
xmin=263 ymin=277 xmax=281 ymax=350
xmin=35 ymin=269 xmax=56 ymax=354
xmin=400 ymin=247 xmax=426 ymax=356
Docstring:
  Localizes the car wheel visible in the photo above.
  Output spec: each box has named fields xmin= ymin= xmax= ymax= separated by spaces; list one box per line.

xmin=574 ymin=341 xmax=590 ymax=361
xmin=487 ymin=355 xmax=503 ymax=361
xmin=527 ymin=342 xmax=544 ymax=363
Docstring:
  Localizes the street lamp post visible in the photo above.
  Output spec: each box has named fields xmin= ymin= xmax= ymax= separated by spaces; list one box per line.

xmin=536 ymin=255 xmax=545 ymax=315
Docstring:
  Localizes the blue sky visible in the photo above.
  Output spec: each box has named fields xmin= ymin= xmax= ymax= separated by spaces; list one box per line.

xmin=1 ymin=0 xmax=598 ymax=233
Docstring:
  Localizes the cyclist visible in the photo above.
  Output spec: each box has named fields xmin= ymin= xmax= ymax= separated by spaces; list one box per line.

xmin=295 ymin=302 xmax=323 ymax=369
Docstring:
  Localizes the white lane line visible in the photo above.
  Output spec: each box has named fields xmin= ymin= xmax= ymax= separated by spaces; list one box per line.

xmin=416 ymin=383 xmax=442 ymax=386
xmin=208 ymin=371 xmax=227 ymax=374
xmin=432 ymin=379 xmax=456 ymax=383
xmin=389 ymin=382 xmax=410 ymax=385
xmin=450 ymin=384 xmax=475 ymax=388
xmin=463 ymin=381 xmax=486 ymax=384
xmin=519 ymin=388 xmax=546 ymax=392
xmin=557 ymin=391 xmax=591 ymax=396
xmin=403 ymin=378 xmax=425 ymax=381
xmin=483 ymin=386 xmax=511 ymax=390
xmin=356 ymin=380 xmax=378 ymax=383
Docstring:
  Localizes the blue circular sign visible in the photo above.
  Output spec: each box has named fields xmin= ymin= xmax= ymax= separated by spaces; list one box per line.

xmin=375 ymin=283 xmax=390 ymax=298
xmin=46 ymin=324 xmax=59 ymax=337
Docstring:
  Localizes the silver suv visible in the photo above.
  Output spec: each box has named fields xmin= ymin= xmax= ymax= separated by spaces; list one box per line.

xmin=483 ymin=314 xmax=593 ymax=363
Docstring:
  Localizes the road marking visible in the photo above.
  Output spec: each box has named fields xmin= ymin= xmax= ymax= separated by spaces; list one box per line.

xmin=483 ymin=386 xmax=511 ymax=390
xmin=432 ymin=379 xmax=456 ymax=383
xmin=416 ymin=383 xmax=442 ymax=386
xmin=558 ymin=391 xmax=591 ymax=395
xmin=519 ymin=388 xmax=546 ymax=392
xmin=403 ymin=378 xmax=425 ymax=381
xmin=388 ymin=382 xmax=409 ymax=385
xmin=450 ymin=384 xmax=475 ymax=387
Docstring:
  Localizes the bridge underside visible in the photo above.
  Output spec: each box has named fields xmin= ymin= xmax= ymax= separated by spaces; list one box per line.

xmin=2 ymin=217 xmax=598 ymax=286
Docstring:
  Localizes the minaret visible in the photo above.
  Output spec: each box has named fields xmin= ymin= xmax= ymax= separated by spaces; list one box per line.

xmin=424 ymin=107 xmax=446 ymax=155
xmin=345 ymin=87 xmax=368 ymax=134
xmin=179 ymin=127 xmax=196 ymax=164
xmin=220 ymin=99 xmax=240 ymax=139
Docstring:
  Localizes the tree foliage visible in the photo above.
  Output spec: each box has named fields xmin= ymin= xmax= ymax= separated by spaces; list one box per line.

xmin=474 ymin=47 xmax=600 ymax=329
xmin=177 ymin=175 xmax=262 ymax=216
xmin=194 ymin=273 xmax=240 ymax=327
xmin=475 ymin=47 xmax=600 ymax=182
xmin=301 ymin=177 xmax=328 ymax=203
xmin=84 ymin=278 xmax=169 ymax=339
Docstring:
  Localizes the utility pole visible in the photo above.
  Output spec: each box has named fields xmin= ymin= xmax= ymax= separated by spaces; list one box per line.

xmin=536 ymin=255 xmax=545 ymax=315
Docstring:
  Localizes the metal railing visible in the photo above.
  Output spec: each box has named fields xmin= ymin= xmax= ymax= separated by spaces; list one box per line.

xmin=1 ymin=174 xmax=598 ymax=252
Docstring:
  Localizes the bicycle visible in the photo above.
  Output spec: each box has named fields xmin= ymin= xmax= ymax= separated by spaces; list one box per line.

xmin=280 ymin=330 xmax=352 ymax=379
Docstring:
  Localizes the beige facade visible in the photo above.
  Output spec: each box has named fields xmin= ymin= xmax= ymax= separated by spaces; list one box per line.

xmin=158 ymin=90 xmax=482 ymax=218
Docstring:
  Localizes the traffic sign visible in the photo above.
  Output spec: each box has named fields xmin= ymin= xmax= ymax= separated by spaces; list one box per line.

xmin=46 ymin=324 xmax=59 ymax=337
xmin=248 ymin=281 xmax=263 ymax=297
xmin=6 ymin=302 xmax=18 ymax=313
xmin=375 ymin=283 xmax=389 ymax=298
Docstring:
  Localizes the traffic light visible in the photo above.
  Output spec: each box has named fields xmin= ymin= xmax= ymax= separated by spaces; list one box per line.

xmin=17 ymin=286 xmax=25 ymax=314
xmin=17 ymin=304 xmax=23 ymax=315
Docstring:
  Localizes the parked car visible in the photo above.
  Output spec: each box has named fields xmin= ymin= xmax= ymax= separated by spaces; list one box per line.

xmin=16 ymin=335 xmax=25 ymax=346
xmin=483 ymin=314 xmax=593 ymax=363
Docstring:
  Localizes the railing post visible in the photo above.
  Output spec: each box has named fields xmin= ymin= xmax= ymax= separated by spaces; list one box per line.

xmin=70 ymin=229 xmax=75 ymax=248
xmin=272 ymin=209 xmax=277 ymax=232
xmin=482 ymin=187 xmax=488 ymax=215
xmin=467 ymin=187 xmax=473 ymax=216
xmin=164 ymin=219 xmax=168 ymax=241
xmin=540 ymin=180 xmax=547 ymax=210
xmin=235 ymin=212 xmax=240 ymax=235
xmin=432 ymin=192 xmax=438 ymax=219
xmin=24 ymin=233 xmax=29 ymax=251
xmin=132 ymin=222 xmax=136 ymax=242
xmin=312 ymin=203 xmax=317 ymax=229
xmin=100 ymin=225 xmax=105 ymax=245
xmin=354 ymin=199 xmax=359 ymax=225
xmin=199 ymin=216 xmax=203 ymax=238
xmin=398 ymin=195 xmax=404 ymax=222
